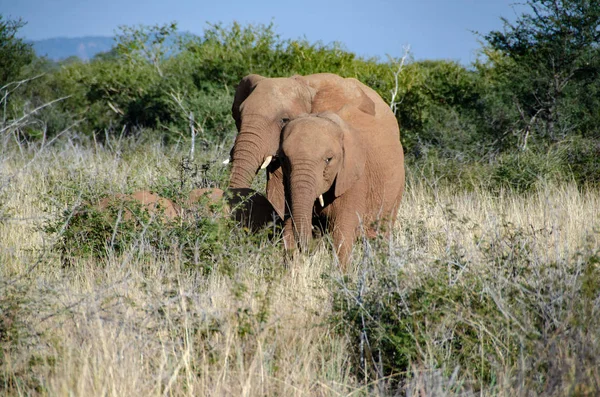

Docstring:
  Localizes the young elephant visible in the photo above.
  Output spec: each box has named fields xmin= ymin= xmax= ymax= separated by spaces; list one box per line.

xmin=96 ymin=190 xmax=182 ymax=221
xmin=279 ymin=107 xmax=405 ymax=269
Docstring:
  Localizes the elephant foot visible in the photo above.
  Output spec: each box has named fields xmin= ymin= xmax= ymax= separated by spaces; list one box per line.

xmin=283 ymin=248 xmax=299 ymax=269
xmin=333 ymin=245 xmax=352 ymax=273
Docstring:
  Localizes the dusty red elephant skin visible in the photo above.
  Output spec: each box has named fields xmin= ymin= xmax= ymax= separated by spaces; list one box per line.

xmin=279 ymin=104 xmax=404 ymax=270
xmin=228 ymin=73 xmax=387 ymax=222
xmin=95 ymin=190 xmax=182 ymax=221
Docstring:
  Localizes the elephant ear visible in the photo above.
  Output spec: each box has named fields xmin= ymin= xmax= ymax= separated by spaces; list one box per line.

xmin=231 ymin=74 xmax=265 ymax=131
xmin=290 ymin=75 xmax=318 ymax=109
xmin=319 ymin=110 xmax=367 ymax=197
xmin=311 ymin=78 xmax=376 ymax=116
xmin=346 ymin=79 xmax=376 ymax=116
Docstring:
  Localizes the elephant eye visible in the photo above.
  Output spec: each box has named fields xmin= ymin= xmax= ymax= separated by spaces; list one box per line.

xmin=280 ymin=117 xmax=290 ymax=125
xmin=325 ymin=157 xmax=333 ymax=164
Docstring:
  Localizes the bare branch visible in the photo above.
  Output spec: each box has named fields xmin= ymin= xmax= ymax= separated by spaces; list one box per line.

xmin=0 ymin=95 xmax=72 ymax=134
xmin=387 ymin=45 xmax=411 ymax=116
xmin=0 ymin=73 xmax=46 ymax=94
xmin=1 ymin=74 xmax=47 ymax=127
xmin=188 ymin=111 xmax=196 ymax=161
xmin=169 ymin=92 xmax=201 ymax=132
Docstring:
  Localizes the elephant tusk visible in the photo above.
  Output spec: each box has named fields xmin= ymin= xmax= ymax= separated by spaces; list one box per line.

xmin=260 ymin=155 xmax=273 ymax=170
xmin=222 ymin=158 xmax=230 ymax=165
xmin=318 ymin=195 xmax=325 ymax=207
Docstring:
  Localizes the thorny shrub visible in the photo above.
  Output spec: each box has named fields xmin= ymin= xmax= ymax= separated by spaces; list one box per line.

xmin=332 ymin=217 xmax=600 ymax=394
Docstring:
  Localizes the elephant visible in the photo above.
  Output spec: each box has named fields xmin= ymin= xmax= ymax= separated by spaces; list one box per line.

xmin=186 ymin=187 xmax=226 ymax=208
xmin=186 ymin=187 xmax=280 ymax=232
xmin=95 ymin=190 xmax=182 ymax=221
xmin=278 ymin=105 xmax=405 ymax=269
xmin=78 ymin=188 xmax=277 ymax=232
xmin=229 ymin=73 xmax=381 ymax=221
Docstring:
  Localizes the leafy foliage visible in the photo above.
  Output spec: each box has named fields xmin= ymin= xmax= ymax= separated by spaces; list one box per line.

xmin=0 ymin=16 xmax=35 ymax=87
xmin=3 ymin=2 xmax=600 ymax=182
xmin=5 ymin=7 xmax=596 ymax=173
xmin=3 ymin=6 xmax=600 ymax=395
xmin=47 ymin=190 xmax=249 ymax=273
xmin=333 ymin=217 xmax=600 ymax=393
xmin=484 ymin=0 xmax=600 ymax=145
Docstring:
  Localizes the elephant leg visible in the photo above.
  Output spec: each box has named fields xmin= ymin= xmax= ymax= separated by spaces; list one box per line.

xmin=266 ymin=167 xmax=285 ymax=220
xmin=283 ymin=216 xmax=297 ymax=248
xmin=331 ymin=216 xmax=359 ymax=272
xmin=372 ymin=188 xmax=404 ymax=239
xmin=282 ymin=216 xmax=298 ymax=266
xmin=365 ymin=228 xmax=379 ymax=239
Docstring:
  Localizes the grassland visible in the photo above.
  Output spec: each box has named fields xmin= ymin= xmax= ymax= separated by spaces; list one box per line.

xmin=1 ymin=137 xmax=599 ymax=396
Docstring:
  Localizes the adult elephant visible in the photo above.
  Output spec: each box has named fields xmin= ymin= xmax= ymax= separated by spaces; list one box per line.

xmin=279 ymin=105 xmax=405 ymax=269
xmin=228 ymin=73 xmax=379 ymax=219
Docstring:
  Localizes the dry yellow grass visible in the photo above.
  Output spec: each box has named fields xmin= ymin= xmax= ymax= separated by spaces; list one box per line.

xmin=397 ymin=180 xmax=599 ymax=265
xmin=1 ymin=141 xmax=599 ymax=396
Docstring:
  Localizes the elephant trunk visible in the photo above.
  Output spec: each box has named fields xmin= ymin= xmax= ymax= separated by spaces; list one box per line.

xmin=229 ymin=133 xmax=263 ymax=188
xmin=229 ymin=120 xmax=277 ymax=189
xmin=285 ymin=166 xmax=317 ymax=252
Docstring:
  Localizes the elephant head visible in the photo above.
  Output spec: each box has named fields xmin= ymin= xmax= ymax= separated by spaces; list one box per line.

xmin=229 ymin=73 xmax=376 ymax=219
xmin=279 ymin=111 xmax=365 ymax=252
xmin=229 ymin=75 xmax=314 ymax=190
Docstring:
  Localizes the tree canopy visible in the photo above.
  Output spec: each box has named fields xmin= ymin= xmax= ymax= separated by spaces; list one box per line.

xmin=0 ymin=16 xmax=35 ymax=86
xmin=1 ymin=3 xmax=599 ymax=187
xmin=485 ymin=0 xmax=600 ymax=144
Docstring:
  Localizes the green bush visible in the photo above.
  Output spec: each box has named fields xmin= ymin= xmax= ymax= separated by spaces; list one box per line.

xmin=332 ymin=222 xmax=600 ymax=393
xmin=558 ymin=135 xmax=600 ymax=187
xmin=0 ymin=16 xmax=35 ymax=86
xmin=5 ymin=15 xmax=600 ymax=187
xmin=46 ymin=180 xmax=278 ymax=273
xmin=491 ymin=150 xmax=565 ymax=193
xmin=394 ymin=61 xmax=481 ymax=147
xmin=48 ymin=193 xmax=239 ymax=272
xmin=406 ymin=149 xmax=492 ymax=192
xmin=48 ymin=195 xmax=182 ymax=262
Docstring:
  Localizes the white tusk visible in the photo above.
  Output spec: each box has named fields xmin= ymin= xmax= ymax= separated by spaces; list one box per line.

xmin=260 ymin=155 xmax=273 ymax=170
xmin=222 ymin=158 xmax=230 ymax=165
xmin=318 ymin=195 xmax=325 ymax=207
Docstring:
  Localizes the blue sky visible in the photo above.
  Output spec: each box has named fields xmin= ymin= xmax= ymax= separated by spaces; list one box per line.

xmin=1 ymin=0 xmax=526 ymax=63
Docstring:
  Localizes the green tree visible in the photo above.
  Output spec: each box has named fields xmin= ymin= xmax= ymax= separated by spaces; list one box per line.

xmin=0 ymin=15 xmax=35 ymax=86
xmin=115 ymin=21 xmax=179 ymax=76
xmin=484 ymin=0 xmax=600 ymax=147
xmin=92 ymin=48 xmax=120 ymax=62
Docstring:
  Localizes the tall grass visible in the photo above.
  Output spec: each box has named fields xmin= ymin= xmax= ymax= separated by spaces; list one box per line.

xmin=1 ymin=137 xmax=599 ymax=396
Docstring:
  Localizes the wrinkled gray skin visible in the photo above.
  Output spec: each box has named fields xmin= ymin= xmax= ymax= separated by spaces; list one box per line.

xmin=229 ymin=73 xmax=378 ymax=220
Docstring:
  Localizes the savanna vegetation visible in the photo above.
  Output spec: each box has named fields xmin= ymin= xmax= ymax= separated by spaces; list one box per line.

xmin=1 ymin=0 xmax=600 ymax=395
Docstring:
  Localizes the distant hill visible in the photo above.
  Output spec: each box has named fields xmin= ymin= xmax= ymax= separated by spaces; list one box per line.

xmin=32 ymin=36 xmax=115 ymax=61
xmin=31 ymin=33 xmax=193 ymax=61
